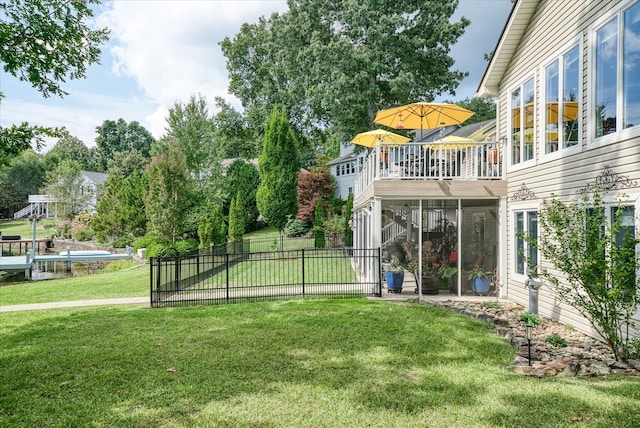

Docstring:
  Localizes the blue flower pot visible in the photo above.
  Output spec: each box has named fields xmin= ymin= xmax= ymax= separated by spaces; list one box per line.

xmin=471 ymin=277 xmax=491 ymax=294
xmin=385 ymin=271 xmax=404 ymax=293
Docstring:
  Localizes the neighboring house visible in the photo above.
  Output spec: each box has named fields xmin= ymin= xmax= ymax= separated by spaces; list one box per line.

xmin=327 ymin=145 xmax=367 ymax=200
xmin=477 ymin=0 xmax=640 ymax=337
xmin=13 ymin=170 xmax=108 ymax=219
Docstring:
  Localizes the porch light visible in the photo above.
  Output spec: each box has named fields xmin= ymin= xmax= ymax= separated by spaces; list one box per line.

xmin=525 ymin=323 xmax=534 ymax=366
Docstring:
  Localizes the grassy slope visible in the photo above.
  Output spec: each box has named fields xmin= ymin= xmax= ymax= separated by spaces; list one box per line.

xmin=0 ymin=219 xmax=57 ymax=239
xmin=1 ymin=300 xmax=638 ymax=427
xmin=0 ymin=262 xmax=149 ymax=305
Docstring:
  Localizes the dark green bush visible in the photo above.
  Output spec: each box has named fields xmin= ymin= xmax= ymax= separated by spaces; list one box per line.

xmin=284 ymin=219 xmax=310 ymax=237
xmin=112 ymin=237 xmax=132 ymax=248
xmin=75 ymin=229 xmax=94 ymax=241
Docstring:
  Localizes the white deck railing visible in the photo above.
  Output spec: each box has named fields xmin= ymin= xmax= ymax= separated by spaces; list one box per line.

xmin=354 ymin=141 xmax=504 ymax=196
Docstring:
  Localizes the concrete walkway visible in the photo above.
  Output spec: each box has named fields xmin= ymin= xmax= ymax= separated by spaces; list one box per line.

xmin=0 ymin=297 xmax=148 ymax=312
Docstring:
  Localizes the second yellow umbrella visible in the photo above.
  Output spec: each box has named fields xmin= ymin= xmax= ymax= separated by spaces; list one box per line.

xmin=350 ymin=129 xmax=411 ymax=148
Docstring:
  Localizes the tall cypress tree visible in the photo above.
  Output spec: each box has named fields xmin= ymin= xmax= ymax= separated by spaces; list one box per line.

xmin=228 ymin=192 xmax=246 ymax=241
xmin=256 ymin=105 xmax=300 ymax=232
xmin=314 ymin=200 xmax=325 ymax=248
xmin=344 ymin=193 xmax=354 ymax=247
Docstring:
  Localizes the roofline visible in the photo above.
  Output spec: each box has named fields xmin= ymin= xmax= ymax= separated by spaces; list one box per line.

xmin=475 ymin=0 xmax=539 ymax=98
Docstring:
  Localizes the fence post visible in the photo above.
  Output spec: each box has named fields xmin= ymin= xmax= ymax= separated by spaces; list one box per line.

xmin=301 ymin=249 xmax=305 ymax=297
xmin=377 ymin=247 xmax=382 ymax=297
xmin=225 ymin=252 xmax=230 ymax=302
xmin=149 ymin=258 xmax=153 ymax=306
xmin=175 ymin=254 xmax=180 ymax=291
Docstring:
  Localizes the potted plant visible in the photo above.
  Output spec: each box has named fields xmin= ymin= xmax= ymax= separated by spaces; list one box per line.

xmin=383 ymin=256 xmax=405 ymax=293
xmin=467 ymin=265 xmax=492 ymax=294
xmin=437 ymin=265 xmax=458 ymax=290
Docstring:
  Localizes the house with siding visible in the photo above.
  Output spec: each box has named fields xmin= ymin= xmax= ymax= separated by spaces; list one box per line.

xmin=477 ymin=0 xmax=640 ymax=338
xmin=13 ymin=170 xmax=108 ymax=219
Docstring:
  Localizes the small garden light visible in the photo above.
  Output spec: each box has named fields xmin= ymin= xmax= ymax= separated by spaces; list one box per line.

xmin=525 ymin=323 xmax=534 ymax=366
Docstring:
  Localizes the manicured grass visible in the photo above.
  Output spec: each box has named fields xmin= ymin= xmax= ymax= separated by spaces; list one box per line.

xmin=0 ymin=219 xmax=57 ymax=239
xmin=0 ymin=261 xmax=149 ymax=305
xmin=1 ymin=299 xmax=638 ymax=427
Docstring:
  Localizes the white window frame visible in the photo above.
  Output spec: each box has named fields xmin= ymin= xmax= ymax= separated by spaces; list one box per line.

xmin=540 ymin=39 xmax=583 ymax=163
xmin=511 ymin=203 xmax=539 ymax=283
xmin=507 ymin=74 xmax=537 ymax=172
xmin=588 ymin=0 xmax=640 ymax=148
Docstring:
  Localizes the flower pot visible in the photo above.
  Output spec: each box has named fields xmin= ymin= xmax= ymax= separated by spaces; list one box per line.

xmin=385 ymin=271 xmax=404 ymax=293
xmin=420 ymin=275 xmax=440 ymax=295
xmin=471 ymin=277 xmax=491 ymax=294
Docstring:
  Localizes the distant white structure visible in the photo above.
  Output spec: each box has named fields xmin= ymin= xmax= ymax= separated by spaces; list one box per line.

xmin=14 ymin=170 xmax=108 ymax=219
xmin=326 ymin=145 xmax=368 ymax=200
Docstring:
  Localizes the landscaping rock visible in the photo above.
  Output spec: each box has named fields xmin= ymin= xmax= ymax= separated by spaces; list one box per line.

xmin=425 ymin=299 xmax=639 ymax=378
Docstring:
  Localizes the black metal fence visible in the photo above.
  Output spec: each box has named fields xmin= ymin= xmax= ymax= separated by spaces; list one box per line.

xmin=150 ymin=243 xmax=381 ymax=307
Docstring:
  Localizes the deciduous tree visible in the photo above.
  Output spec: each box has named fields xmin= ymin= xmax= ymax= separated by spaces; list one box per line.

xmin=44 ymin=159 xmax=90 ymax=220
xmin=221 ymin=0 xmax=469 ymax=142
xmin=296 ymin=167 xmax=335 ymax=224
xmin=0 ymin=0 xmax=109 ymax=166
xmin=527 ymin=183 xmax=640 ymax=362
xmin=144 ymin=142 xmax=189 ymax=242
xmin=95 ymin=119 xmax=155 ymax=170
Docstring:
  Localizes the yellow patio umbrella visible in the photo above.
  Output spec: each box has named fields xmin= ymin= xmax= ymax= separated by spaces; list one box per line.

xmin=513 ymin=129 xmax=559 ymax=142
xmin=423 ymin=135 xmax=479 ymax=150
xmin=350 ymin=129 xmax=411 ymax=148
xmin=513 ymin=101 xmax=579 ymax=127
xmin=374 ymin=102 xmax=475 ymax=131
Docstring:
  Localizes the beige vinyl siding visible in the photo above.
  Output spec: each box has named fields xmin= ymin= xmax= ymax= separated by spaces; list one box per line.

xmin=499 ymin=0 xmax=640 ymax=337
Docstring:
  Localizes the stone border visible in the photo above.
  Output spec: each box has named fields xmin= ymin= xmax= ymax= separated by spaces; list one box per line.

xmin=424 ymin=299 xmax=640 ymax=378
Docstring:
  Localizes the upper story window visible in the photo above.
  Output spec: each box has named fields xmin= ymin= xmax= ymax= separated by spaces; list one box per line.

xmin=543 ymin=45 xmax=580 ymax=154
xmin=509 ymin=77 xmax=535 ymax=166
xmin=593 ymin=1 xmax=640 ymax=138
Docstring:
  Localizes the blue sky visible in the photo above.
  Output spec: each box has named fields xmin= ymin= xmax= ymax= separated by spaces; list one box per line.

xmin=0 ymin=0 xmax=512 ymax=152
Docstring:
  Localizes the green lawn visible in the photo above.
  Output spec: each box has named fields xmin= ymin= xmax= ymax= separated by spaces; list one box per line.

xmin=0 ymin=219 xmax=57 ymax=239
xmin=0 ymin=261 xmax=149 ymax=305
xmin=1 ymin=300 xmax=638 ymax=427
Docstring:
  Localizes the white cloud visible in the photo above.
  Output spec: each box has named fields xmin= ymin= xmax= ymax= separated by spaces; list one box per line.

xmin=100 ymin=0 xmax=288 ymax=137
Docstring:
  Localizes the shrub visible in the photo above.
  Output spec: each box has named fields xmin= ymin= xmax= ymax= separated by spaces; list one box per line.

xmin=172 ymin=238 xmax=198 ymax=253
xmin=521 ymin=311 xmax=540 ymax=326
xmin=101 ymin=259 xmax=139 ymax=272
xmin=545 ymin=333 xmax=567 ymax=348
xmin=284 ymin=218 xmax=309 ymax=237
xmin=75 ymin=229 xmax=94 ymax=241
xmin=112 ymin=236 xmax=132 ymax=248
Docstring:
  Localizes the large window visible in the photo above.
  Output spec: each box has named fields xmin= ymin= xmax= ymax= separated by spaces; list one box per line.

xmin=544 ymin=45 xmax=580 ymax=153
xmin=594 ymin=1 xmax=640 ymax=138
xmin=510 ymin=78 xmax=535 ymax=165
xmin=514 ymin=210 xmax=538 ymax=276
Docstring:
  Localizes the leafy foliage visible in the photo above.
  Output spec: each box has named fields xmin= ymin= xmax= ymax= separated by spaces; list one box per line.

xmin=144 ymin=142 xmax=189 ymax=243
xmin=520 ymin=311 xmax=540 ymax=326
xmin=221 ymin=0 xmax=469 ymax=144
xmin=528 ymin=184 xmax=640 ymax=361
xmin=256 ymin=105 xmax=300 ymax=232
xmin=44 ymin=159 xmax=90 ymax=220
xmin=0 ymin=0 xmax=108 ymax=166
xmin=227 ymin=192 xmax=245 ymax=241
xmin=93 ymin=173 xmax=148 ymax=244
xmin=313 ymin=200 xmax=325 ymax=249
xmin=284 ymin=218 xmax=309 ymax=237
xmin=95 ymin=119 xmax=155 ymax=171
xmin=43 ymin=132 xmax=95 ymax=171
xmin=343 ymin=193 xmax=354 ymax=247
xmin=224 ymin=159 xmax=260 ymax=231
xmin=296 ymin=167 xmax=336 ymax=224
